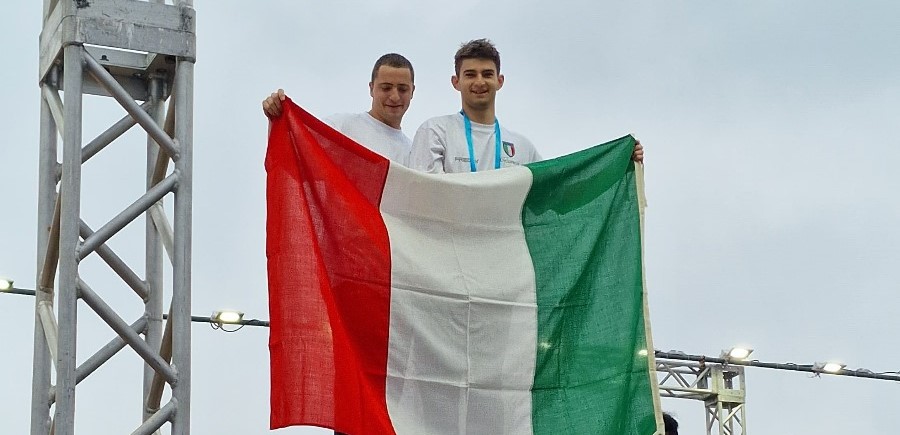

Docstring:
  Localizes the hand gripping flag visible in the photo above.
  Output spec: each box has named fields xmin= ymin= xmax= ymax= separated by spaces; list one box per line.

xmin=266 ymin=99 xmax=662 ymax=435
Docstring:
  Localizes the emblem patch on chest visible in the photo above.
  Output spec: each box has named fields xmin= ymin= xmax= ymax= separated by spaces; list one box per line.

xmin=502 ymin=141 xmax=516 ymax=158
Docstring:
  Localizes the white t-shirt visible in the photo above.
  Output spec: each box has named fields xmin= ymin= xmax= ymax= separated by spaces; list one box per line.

xmin=408 ymin=113 xmax=542 ymax=173
xmin=324 ymin=112 xmax=412 ymax=166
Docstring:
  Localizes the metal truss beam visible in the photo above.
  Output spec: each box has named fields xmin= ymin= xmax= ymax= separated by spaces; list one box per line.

xmin=32 ymin=1 xmax=195 ymax=434
xmin=656 ymin=357 xmax=747 ymax=435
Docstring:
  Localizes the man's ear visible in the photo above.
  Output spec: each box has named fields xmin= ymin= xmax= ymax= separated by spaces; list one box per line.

xmin=451 ymin=75 xmax=460 ymax=91
xmin=497 ymin=74 xmax=505 ymax=90
xmin=369 ymin=81 xmax=374 ymax=97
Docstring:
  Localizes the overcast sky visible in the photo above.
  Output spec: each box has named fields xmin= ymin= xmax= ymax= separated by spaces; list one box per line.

xmin=2 ymin=1 xmax=900 ymax=434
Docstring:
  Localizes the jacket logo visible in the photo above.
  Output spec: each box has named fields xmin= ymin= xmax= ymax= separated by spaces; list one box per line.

xmin=502 ymin=141 xmax=516 ymax=158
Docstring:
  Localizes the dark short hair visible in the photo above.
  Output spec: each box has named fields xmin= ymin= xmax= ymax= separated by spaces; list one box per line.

xmin=454 ymin=38 xmax=500 ymax=75
xmin=371 ymin=53 xmax=414 ymax=83
xmin=663 ymin=412 xmax=679 ymax=435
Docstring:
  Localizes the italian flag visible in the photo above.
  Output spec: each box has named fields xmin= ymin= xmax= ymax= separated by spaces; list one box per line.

xmin=266 ymin=99 xmax=661 ymax=435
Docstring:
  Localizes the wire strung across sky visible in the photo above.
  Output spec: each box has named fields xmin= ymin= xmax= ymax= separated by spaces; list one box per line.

xmin=655 ymin=351 xmax=900 ymax=382
xmin=3 ymin=284 xmax=898 ymax=382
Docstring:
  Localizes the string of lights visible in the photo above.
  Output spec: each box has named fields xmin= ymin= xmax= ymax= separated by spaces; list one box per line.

xmin=4 ymin=279 xmax=898 ymax=383
xmin=655 ymin=350 xmax=900 ymax=382
xmin=161 ymin=313 xmax=270 ymax=330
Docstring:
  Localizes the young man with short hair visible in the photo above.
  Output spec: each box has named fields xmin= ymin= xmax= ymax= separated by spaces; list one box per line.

xmin=409 ymin=39 xmax=539 ymax=173
xmin=408 ymin=38 xmax=643 ymax=173
xmin=263 ymin=53 xmax=416 ymax=165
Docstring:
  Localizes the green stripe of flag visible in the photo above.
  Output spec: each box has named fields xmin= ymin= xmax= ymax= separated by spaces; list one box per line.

xmin=524 ymin=135 xmax=657 ymax=435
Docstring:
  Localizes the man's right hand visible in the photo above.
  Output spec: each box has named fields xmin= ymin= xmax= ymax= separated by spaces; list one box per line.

xmin=262 ymin=89 xmax=286 ymax=118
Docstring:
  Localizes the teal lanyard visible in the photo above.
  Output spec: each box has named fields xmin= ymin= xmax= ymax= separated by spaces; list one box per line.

xmin=460 ymin=111 xmax=501 ymax=172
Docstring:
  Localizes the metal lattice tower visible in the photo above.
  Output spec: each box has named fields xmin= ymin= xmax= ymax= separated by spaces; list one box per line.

xmin=656 ymin=357 xmax=748 ymax=435
xmin=32 ymin=0 xmax=195 ymax=434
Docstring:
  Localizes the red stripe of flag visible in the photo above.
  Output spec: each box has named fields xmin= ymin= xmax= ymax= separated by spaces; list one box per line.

xmin=266 ymin=100 xmax=395 ymax=434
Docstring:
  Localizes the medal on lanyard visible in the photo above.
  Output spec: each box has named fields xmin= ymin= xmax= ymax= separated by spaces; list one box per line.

xmin=461 ymin=111 xmax=501 ymax=172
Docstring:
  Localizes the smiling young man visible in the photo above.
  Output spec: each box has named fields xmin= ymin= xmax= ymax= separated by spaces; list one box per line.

xmin=408 ymin=39 xmax=644 ymax=173
xmin=263 ymin=53 xmax=415 ymax=165
xmin=408 ymin=39 xmax=540 ymax=173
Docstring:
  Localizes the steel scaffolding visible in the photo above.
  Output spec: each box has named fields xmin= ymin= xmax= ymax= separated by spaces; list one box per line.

xmin=32 ymin=0 xmax=195 ymax=434
xmin=656 ymin=356 xmax=748 ymax=435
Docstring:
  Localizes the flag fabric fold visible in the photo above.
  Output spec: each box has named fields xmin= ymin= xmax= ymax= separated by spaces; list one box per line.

xmin=266 ymin=99 xmax=661 ymax=435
